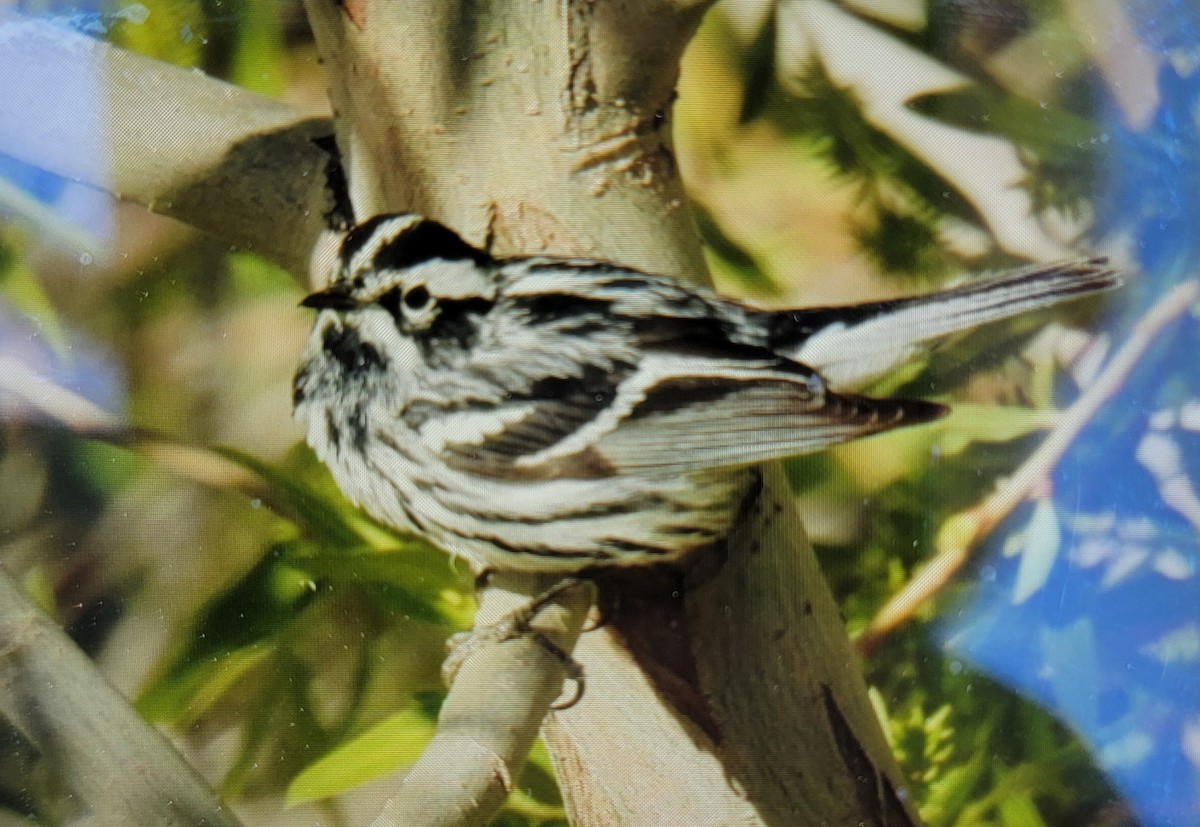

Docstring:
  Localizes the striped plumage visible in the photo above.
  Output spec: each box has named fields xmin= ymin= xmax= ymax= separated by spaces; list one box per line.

xmin=294 ymin=214 xmax=1121 ymax=573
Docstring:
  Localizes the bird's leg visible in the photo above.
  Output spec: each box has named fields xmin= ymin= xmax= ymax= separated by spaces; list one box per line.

xmin=443 ymin=577 xmax=589 ymax=709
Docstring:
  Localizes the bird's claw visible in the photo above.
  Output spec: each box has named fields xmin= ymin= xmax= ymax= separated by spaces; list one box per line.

xmin=443 ymin=578 xmax=589 ymax=709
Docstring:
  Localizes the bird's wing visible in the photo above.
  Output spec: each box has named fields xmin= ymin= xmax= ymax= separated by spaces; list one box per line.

xmin=432 ymin=350 xmax=944 ymax=478
xmin=416 ymin=365 xmax=630 ymax=476
xmin=589 ymin=361 xmax=946 ymax=474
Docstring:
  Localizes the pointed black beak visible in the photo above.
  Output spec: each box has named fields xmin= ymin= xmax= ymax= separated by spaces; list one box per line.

xmin=301 ymin=284 xmax=358 ymax=311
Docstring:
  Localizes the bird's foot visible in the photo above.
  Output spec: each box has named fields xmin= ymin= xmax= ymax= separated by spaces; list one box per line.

xmin=443 ymin=578 xmax=589 ymax=709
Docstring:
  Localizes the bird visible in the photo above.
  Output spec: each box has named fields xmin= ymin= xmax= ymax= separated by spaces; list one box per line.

xmin=293 ymin=213 xmax=1121 ymax=575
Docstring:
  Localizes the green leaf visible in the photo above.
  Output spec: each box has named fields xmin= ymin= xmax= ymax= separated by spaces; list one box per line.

xmin=736 ymin=5 xmax=778 ymax=125
xmin=923 ymin=754 xmax=988 ymax=827
xmin=74 ymin=440 xmax=143 ymax=495
xmin=286 ymin=702 xmax=438 ymax=804
xmin=998 ymin=793 xmax=1047 ymax=827
xmin=226 ymin=3 xmax=288 ymax=97
xmin=137 ymin=553 xmax=318 ymax=719
xmin=695 ymin=206 xmax=777 ymax=295
xmin=503 ymin=738 xmax=564 ymax=819
xmin=138 ymin=644 xmax=274 ymax=725
xmin=137 ymin=532 xmax=468 ymax=731
xmin=288 ymin=542 xmax=473 ymax=627
xmin=0 ymin=248 xmax=69 ymax=354
xmin=212 ymin=446 xmax=370 ymax=548
xmin=930 ymin=403 xmax=1057 ymax=456
xmin=852 ymin=206 xmax=949 ymax=281
xmin=108 ymin=0 xmax=206 ymax=68
xmin=222 ymin=654 xmax=330 ymax=799
xmin=908 ymin=87 xmax=1096 ymax=156
xmin=227 ymin=251 xmax=298 ymax=299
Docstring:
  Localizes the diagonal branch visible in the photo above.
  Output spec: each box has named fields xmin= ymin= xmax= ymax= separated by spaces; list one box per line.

xmin=369 ymin=573 xmax=593 ymax=827
xmin=0 ymin=565 xmax=243 ymax=826
xmin=0 ymin=13 xmax=337 ymax=276
xmin=858 ymin=280 xmax=1200 ymax=652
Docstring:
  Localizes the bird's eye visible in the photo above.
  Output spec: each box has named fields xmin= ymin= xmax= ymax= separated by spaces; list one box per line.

xmin=404 ymin=285 xmax=432 ymax=310
xmin=375 ymin=285 xmax=435 ymax=327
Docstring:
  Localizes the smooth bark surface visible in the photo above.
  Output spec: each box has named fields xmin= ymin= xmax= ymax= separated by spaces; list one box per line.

xmin=0 ymin=567 xmax=242 ymax=827
xmin=0 ymin=13 xmax=335 ymax=274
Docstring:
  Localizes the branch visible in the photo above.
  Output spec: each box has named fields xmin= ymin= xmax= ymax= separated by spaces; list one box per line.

xmin=858 ymin=280 xmax=1200 ymax=652
xmin=0 ymin=12 xmax=337 ymax=276
xmin=0 ymin=565 xmax=242 ymax=826
xmin=546 ymin=466 xmax=918 ymax=825
xmin=299 ymin=0 xmax=710 ymax=272
xmin=370 ymin=574 xmax=592 ymax=827
xmin=777 ymin=0 xmax=1076 ymax=260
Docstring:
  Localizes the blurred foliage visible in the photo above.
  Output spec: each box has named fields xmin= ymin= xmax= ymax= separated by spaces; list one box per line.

xmin=0 ymin=0 xmax=1161 ymax=825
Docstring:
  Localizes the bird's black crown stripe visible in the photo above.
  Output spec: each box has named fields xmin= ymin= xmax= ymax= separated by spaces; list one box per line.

xmin=371 ymin=220 xmax=491 ymax=271
xmin=338 ymin=215 xmax=398 ymax=267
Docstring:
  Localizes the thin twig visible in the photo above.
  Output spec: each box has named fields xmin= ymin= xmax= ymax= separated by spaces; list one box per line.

xmin=858 ymin=281 xmax=1200 ymax=654
xmin=0 ymin=355 xmax=267 ymax=498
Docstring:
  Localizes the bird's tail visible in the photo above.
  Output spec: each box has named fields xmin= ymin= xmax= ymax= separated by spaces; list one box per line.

xmin=764 ymin=257 xmax=1122 ymax=389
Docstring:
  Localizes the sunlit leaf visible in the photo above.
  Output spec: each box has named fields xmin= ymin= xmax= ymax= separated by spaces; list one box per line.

xmin=931 ymin=403 xmax=1057 ymax=457
xmin=1010 ymin=498 xmax=1062 ymax=605
xmin=287 ymin=542 xmax=473 ymax=627
xmin=107 ymin=0 xmax=207 ymax=68
xmin=223 ymin=654 xmax=329 ymax=798
xmin=286 ymin=701 xmax=438 ymax=804
xmin=502 ymin=738 xmax=565 ymax=820
xmin=920 ymin=752 xmax=987 ymax=826
xmin=226 ymin=3 xmax=288 ymax=97
xmin=213 ymin=446 xmax=369 ymax=548
xmin=137 ymin=553 xmax=318 ymax=719
xmin=138 ymin=644 xmax=273 ymax=725
xmin=695 ymin=206 xmax=777 ymax=295
xmin=74 ymin=440 xmax=142 ymax=495
xmin=998 ymin=792 xmax=1048 ymax=827
xmin=908 ymin=87 xmax=1097 ymax=156
xmin=227 ymin=251 xmax=298 ymax=300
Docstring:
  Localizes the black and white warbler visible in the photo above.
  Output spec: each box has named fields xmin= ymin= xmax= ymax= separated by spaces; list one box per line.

xmin=294 ymin=214 xmax=1120 ymax=574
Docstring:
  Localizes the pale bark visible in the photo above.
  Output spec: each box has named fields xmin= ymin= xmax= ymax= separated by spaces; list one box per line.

xmin=0 ymin=12 xmax=335 ymax=275
xmin=369 ymin=573 xmax=594 ymax=827
xmin=0 ymin=566 xmax=242 ymax=827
